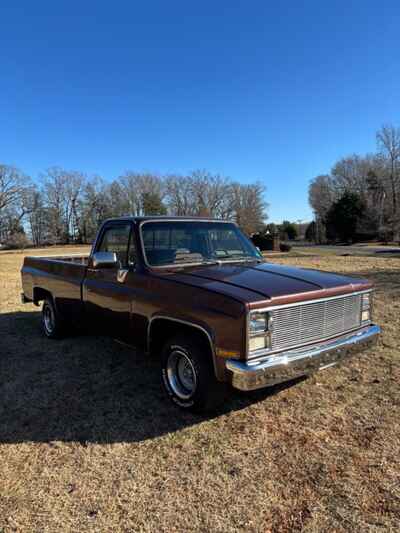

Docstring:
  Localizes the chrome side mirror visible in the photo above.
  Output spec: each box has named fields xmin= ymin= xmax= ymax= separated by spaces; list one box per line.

xmin=92 ymin=251 xmax=118 ymax=269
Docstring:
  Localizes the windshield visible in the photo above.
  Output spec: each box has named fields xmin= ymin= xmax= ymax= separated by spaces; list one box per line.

xmin=141 ymin=221 xmax=262 ymax=267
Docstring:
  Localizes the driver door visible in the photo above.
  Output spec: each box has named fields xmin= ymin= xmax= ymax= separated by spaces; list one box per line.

xmin=83 ymin=222 xmax=136 ymax=339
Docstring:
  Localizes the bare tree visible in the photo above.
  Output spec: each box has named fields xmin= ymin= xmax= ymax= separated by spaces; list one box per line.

xmin=377 ymin=124 xmax=400 ymax=238
xmin=1 ymin=163 xmax=269 ymax=245
xmin=118 ymin=172 xmax=165 ymax=216
xmin=78 ymin=176 xmax=113 ymax=243
xmin=41 ymin=167 xmax=85 ymax=243
xmin=308 ymin=175 xmax=337 ymax=242
xmin=331 ymin=154 xmax=383 ymax=200
xmin=0 ymin=164 xmax=30 ymax=211
xmin=230 ymin=182 xmax=267 ymax=235
xmin=165 ymin=172 xmax=268 ymax=232
xmin=308 ymin=124 xmax=400 ymax=242
xmin=164 ymin=174 xmax=196 ymax=215
xmin=107 ymin=180 xmax=130 ymax=217
xmin=26 ymin=187 xmax=50 ymax=246
xmin=0 ymin=164 xmax=33 ymax=243
xmin=189 ymin=170 xmax=233 ymax=218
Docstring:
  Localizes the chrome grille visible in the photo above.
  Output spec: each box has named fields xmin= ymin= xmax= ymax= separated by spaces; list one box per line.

xmin=270 ymin=293 xmax=362 ymax=352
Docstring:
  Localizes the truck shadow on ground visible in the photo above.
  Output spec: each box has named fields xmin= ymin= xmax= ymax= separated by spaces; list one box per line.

xmin=0 ymin=310 xmax=305 ymax=445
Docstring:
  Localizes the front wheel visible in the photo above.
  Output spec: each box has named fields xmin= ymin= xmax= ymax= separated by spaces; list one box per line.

xmin=161 ymin=334 xmax=226 ymax=412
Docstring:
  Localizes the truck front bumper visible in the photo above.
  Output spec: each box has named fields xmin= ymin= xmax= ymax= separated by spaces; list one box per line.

xmin=226 ymin=324 xmax=381 ymax=391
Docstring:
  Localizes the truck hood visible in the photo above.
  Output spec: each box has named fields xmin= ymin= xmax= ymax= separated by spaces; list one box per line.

xmin=156 ymin=261 xmax=372 ymax=307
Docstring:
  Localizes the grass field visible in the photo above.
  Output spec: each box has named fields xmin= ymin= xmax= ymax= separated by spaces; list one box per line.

xmin=1 ymin=247 xmax=399 ymax=532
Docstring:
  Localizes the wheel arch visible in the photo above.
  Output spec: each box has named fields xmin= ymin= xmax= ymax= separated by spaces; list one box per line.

xmin=33 ymin=286 xmax=53 ymax=306
xmin=148 ymin=316 xmax=218 ymax=376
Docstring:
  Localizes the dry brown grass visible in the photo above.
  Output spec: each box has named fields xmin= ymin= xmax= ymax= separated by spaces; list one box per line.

xmin=1 ymin=248 xmax=399 ymax=532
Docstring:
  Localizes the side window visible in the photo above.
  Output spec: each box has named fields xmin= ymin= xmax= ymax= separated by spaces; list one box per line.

xmin=98 ymin=224 xmax=131 ymax=267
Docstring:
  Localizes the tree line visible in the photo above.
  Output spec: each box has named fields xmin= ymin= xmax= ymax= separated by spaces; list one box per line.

xmin=309 ymin=123 xmax=400 ymax=243
xmin=0 ymin=166 xmax=268 ymax=247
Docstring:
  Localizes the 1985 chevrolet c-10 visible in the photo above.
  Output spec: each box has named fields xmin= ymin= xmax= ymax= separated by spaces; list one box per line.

xmin=21 ymin=217 xmax=381 ymax=411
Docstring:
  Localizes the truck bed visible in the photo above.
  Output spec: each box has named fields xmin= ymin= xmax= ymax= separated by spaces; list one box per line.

xmin=21 ymin=254 xmax=90 ymax=323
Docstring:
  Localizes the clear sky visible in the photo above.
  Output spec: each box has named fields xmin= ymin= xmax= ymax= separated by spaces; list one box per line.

xmin=1 ymin=1 xmax=399 ymax=223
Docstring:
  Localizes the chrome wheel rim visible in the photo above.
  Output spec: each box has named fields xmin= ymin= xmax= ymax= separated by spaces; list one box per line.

xmin=166 ymin=349 xmax=197 ymax=400
xmin=43 ymin=304 xmax=54 ymax=334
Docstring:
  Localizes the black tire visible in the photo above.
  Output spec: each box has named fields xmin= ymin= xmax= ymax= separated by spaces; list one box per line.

xmin=41 ymin=297 xmax=64 ymax=339
xmin=161 ymin=333 xmax=227 ymax=412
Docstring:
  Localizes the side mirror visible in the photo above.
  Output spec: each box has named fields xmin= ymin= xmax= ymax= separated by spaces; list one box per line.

xmin=92 ymin=251 xmax=118 ymax=269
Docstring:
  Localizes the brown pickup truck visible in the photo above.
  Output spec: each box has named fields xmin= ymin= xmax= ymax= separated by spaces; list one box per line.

xmin=21 ymin=216 xmax=380 ymax=411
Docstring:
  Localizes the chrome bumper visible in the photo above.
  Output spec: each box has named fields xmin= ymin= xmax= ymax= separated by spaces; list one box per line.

xmin=226 ymin=324 xmax=381 ymax=391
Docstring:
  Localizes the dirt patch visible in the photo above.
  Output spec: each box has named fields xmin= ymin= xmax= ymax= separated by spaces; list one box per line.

xmin=0 ymin=249 xmax=399 ymax=532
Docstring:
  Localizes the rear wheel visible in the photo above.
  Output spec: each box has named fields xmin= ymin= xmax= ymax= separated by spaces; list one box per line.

xmin=161 ymin=333 xmax=226 ymax=412
xmin=42 ymin=297 xmax=64 ymax=339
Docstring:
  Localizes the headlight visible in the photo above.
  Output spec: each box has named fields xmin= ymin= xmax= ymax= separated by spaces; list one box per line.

xmin=248 ymin=311 xmax=272 ymax=355
xmin=361 ymin=292 xmax=372 ymax=323
xmin=250 ymin=312 xmax=268 ymax=334
xmin=361 ymin=310 xmax=370 ymax=322
xmin=362 ymin=293 xmax=371 ymax=310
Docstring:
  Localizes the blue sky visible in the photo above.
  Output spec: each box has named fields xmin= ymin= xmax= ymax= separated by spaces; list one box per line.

xmin=1 ymin=1 xmax=399 ymax=223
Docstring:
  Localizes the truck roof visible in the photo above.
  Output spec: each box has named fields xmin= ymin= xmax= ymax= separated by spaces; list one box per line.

xmin=103 ymin=216 xmax=231 ymax=224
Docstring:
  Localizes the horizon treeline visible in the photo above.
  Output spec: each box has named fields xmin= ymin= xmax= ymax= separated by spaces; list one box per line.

xmin=309 ymin=123 xmax=400 ymax=243
xmin=0 ymin=167 xmax=268 ymax=247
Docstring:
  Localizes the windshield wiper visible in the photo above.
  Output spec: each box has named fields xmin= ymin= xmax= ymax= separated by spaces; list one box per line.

xmin=217 ymin=255 xmax=262 ymax=263
xmin=172 ymin=259 xmax=221 ymax=267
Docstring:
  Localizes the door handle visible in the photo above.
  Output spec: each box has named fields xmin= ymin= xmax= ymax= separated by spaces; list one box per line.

xmin=117 ymin=269 xmax=129 ymax=283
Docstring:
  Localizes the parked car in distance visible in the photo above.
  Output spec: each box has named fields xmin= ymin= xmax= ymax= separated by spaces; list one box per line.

xmin=21 ymin=217 xmax=381 ymax=411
